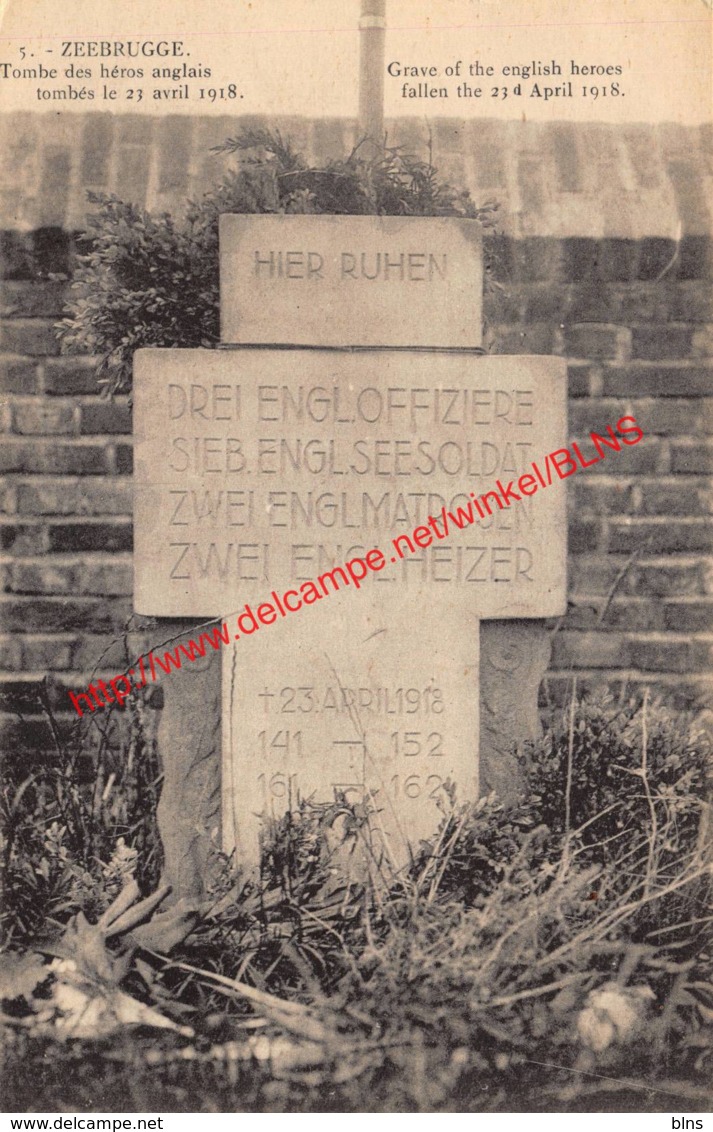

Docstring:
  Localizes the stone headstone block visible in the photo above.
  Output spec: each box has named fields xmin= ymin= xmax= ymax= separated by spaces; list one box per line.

xmin=153 ymin=620 xmax=222 ymax=901
xmin=479 ymin=620 xmax=552 ymax=802
xmin=133 ymin=348 xmax=568 ymax=620
xmin=219 ymin=215 xmax=483 ymax=348
xmin=222 ymin=587 xmax=478 ymax=870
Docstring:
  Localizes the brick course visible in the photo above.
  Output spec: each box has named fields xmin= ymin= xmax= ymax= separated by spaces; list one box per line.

xmin=0 ymin=112 xmax=711 ymax=746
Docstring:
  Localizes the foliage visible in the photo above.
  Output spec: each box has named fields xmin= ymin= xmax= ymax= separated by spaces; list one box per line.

xmin=528 ymin=690 xmax=709 ymax=854
xmin=58 ymin=129 xmax=498 ymax=396
xmin=2 ymin=694 xmax=711 ymax=1111
xmin=58 ymin=199 xmax=220 ymax=397
xmin=1 ymin=688 xmax=161 ymax=947
xmin=431 ymin=691 xmax=711 ymax=913
xmin=212 ymin=693 xmax=707 ymax=1104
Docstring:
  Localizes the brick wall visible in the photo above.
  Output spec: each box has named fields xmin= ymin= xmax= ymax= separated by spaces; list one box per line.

xmin=486 ymin=264 xmax=712 ymax=708
xmin=1 ymin=113 xmax=711 ymax=750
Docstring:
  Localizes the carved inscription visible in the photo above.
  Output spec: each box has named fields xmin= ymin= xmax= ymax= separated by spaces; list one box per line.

xmin=222 ymin=589 xmax=478 ymax=868
xmin=133 ymin=349 xmax=567 ymax=619
xmin=219 ymin=215 xmax=483 ymax=347
xmin=252 ymin=249 xmax=449 ymax=283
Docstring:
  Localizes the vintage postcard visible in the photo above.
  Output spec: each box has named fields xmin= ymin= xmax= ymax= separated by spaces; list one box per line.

xmin=1 ymin=0 xmax=711 ymax=1119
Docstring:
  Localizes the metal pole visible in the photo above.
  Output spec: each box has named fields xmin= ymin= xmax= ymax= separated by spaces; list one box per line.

xmin=358 ymin=0 xmax=386 ymax=144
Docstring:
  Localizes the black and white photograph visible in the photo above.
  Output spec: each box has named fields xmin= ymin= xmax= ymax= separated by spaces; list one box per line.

xmin=0 ymin=0 xmax=711 ymax=1118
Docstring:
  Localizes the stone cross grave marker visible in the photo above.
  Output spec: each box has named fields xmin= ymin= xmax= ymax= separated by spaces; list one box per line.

xmin=133 ymin=215 xmax=567 ymax=892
